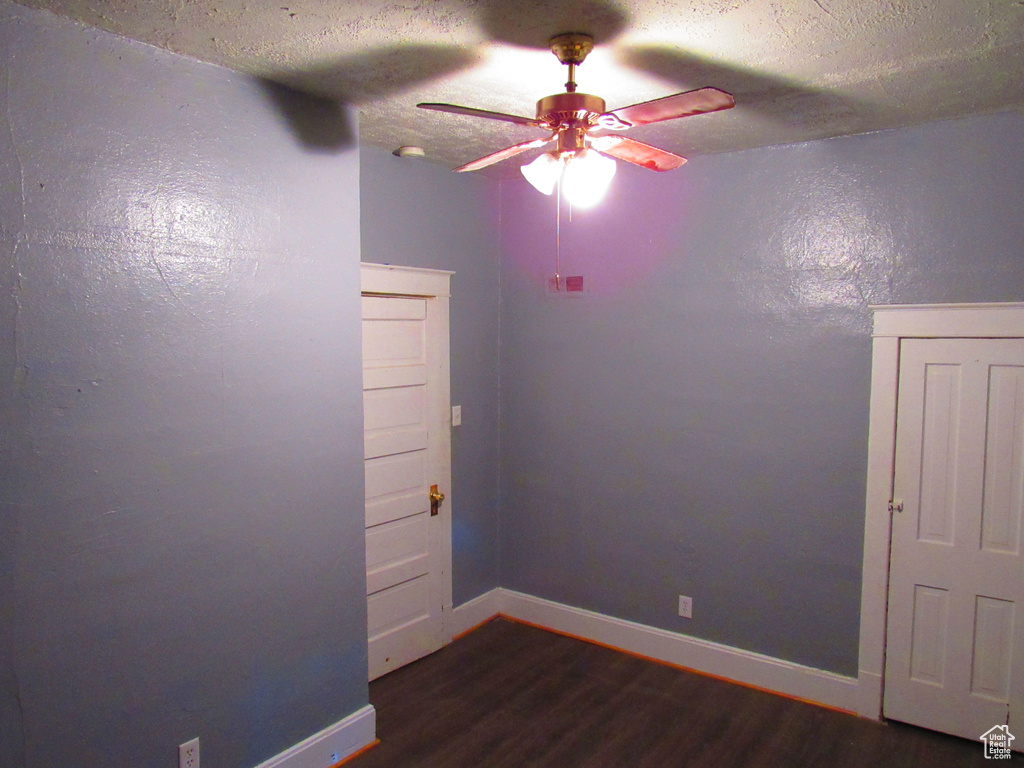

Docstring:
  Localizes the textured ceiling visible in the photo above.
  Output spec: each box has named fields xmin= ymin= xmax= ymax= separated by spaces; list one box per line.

xmin=15 ymin=0 xmax=1024 ymax=175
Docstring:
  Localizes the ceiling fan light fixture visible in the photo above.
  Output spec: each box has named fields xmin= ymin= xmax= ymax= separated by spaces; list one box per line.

xmin=562 ymin=148 xmax=616 ymax=208
xmin=521 ymin=151 xmax=561 ymax=195
xmin=419 ymin=35 xmax=733 ymax=187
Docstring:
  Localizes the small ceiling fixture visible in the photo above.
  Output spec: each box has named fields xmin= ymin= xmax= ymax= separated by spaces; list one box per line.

xmin=393 ymin=145 xmax=426 ymax=158
xmin=418 ymin=33 xmax=735 ymax=207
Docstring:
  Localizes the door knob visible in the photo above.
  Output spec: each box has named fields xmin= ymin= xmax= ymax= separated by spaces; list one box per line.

xmin=429 ymin=484 xmax=445 ymax=516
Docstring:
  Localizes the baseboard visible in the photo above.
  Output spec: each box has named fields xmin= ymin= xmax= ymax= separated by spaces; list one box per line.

xmin=253 ymin=705 xmax=376 ymax=768
xmin=495 ymin=589 xmax=862 ymax=714
xmin=856 ymin=670 xmax=883 ymax=719
xmin=450 ymin=588 xmax=502 ymax=638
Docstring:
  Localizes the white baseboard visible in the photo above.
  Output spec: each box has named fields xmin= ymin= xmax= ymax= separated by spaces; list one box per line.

xmin=450 ymin=588 xmax=502 ymax=637
xmin=252 ymin=705 xmax=376 ymax=768
xmin=492 ymin=589 xmax=862 ymax=713
xmin=856 ymin=670 xmax=883 ymax=719
xmin=254 ymin=589 xmax=868 ymax=767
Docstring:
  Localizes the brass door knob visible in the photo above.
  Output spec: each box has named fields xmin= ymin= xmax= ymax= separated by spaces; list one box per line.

xmin=429 ymin=484 xmax=445 ymax=516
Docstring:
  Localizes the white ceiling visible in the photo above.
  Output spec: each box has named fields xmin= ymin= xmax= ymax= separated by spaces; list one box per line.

xmin=16 ymin=0 xmax=1024 ymax=174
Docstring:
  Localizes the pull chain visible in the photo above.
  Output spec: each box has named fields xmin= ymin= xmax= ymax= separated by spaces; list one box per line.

xmin=554 ymin=172 xmax=562 ymax=291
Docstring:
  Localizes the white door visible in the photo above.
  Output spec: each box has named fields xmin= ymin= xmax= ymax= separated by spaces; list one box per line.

xmin=361 ymin=264 xmax=452 ymax=681
xmin=885 ymin=338 xmax=1024 ymax=742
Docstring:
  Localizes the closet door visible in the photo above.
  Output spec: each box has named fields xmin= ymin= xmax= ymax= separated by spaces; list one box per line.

xmin=884 ymin=338 xmax=1024 ymax=744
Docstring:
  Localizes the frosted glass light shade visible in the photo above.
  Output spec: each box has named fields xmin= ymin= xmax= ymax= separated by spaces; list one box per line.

xmin=562 ymin=149 xmax=616 ymax=209
xmin=520 ymin=152 xmax=561 ymax=195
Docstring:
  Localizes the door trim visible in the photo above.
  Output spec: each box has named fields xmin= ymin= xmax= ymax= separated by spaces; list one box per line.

xmin=361 ymin=262 xmax=456 ymax=649
xmin=858 ymin=302 xmax=1024 ymax=719
xmin=362 ymin=261 xmax=453 ymax=298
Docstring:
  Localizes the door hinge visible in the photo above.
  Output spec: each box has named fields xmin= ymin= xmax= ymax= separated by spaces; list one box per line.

xmin=888 ymin=499 xmax=904 ymax=514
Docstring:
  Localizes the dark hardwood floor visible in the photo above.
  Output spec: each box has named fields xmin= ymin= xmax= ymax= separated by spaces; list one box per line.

xmin=348 ymin=617 xmax=1020 ymax=767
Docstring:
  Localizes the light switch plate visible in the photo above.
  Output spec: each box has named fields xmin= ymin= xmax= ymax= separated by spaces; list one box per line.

xmin=452 ymin=405 xmax=462 ymax=426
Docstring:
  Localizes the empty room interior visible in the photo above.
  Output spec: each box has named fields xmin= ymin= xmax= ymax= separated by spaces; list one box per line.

xmin=2 ymin=0 xmax=1023 ymax=766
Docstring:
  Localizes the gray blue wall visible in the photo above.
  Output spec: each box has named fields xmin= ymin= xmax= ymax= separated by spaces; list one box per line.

xmin=360 ymin=149 xmax=501 ymax=605
xmin=4 ymin=0 xmax=1024 ymax=763
xmin=0 ymin=3 xmax=367 ymax=767
xmin=497 ymin=110 xmax=1024 ymax=676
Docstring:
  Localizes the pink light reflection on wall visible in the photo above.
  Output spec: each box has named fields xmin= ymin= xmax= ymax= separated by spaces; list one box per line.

xmin=499 ymin=161 xmax=695 ymax=297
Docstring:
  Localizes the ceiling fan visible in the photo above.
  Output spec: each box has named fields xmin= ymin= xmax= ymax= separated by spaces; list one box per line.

xmin=418 ymin=33 xmax=736 ymax=206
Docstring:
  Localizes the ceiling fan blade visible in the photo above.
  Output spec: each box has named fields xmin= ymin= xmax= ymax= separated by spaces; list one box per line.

xmin=455 ymin=137 xmax=553 ymax=172
xmin=590 ymin=135 xmax=686 ymax=171
xmin=418 ymin=102 xmax=546 ymax=128
xmin=597 ymin=87 xmax=735 ymax=130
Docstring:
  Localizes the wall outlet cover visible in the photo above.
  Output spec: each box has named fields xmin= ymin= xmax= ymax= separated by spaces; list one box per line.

xmin=678 ymin=595 xmax=693 ymax=619
xmin=179 ymin=737 xmax=200 ymax=768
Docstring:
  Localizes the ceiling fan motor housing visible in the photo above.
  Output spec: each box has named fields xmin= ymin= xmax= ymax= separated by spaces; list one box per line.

xmin=536 ymin=92 xmax=605 ymax=126
xmin=536 ymin=93 xmax=606 ymax=156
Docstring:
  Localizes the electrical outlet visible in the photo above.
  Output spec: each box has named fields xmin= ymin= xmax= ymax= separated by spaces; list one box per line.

xmin=678 ymin=595 xmax=693 ymax=619
xmin=179 ymin=737 xmax=199 ymax=768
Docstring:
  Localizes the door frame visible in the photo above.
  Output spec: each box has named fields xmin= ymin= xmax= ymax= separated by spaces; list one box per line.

xmin=858 ymin=302 xmax=1024 ymax=719
xmin=361 ymin=261 xmax=456 ymax=646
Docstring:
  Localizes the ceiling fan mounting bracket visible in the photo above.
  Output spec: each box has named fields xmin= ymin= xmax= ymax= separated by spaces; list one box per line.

xmin=548 ymin=33 xmax=594 ymax=66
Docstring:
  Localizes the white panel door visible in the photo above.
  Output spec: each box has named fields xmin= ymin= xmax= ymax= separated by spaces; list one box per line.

xmin=885 ymin=338 xmax=1024 ymax=742
xmin=361 ymin=271 xmax=451 ymax=681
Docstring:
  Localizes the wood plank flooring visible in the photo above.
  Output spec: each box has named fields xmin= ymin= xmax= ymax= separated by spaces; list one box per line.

xmin=347 ymin=617 xmax=1020 ymax=767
